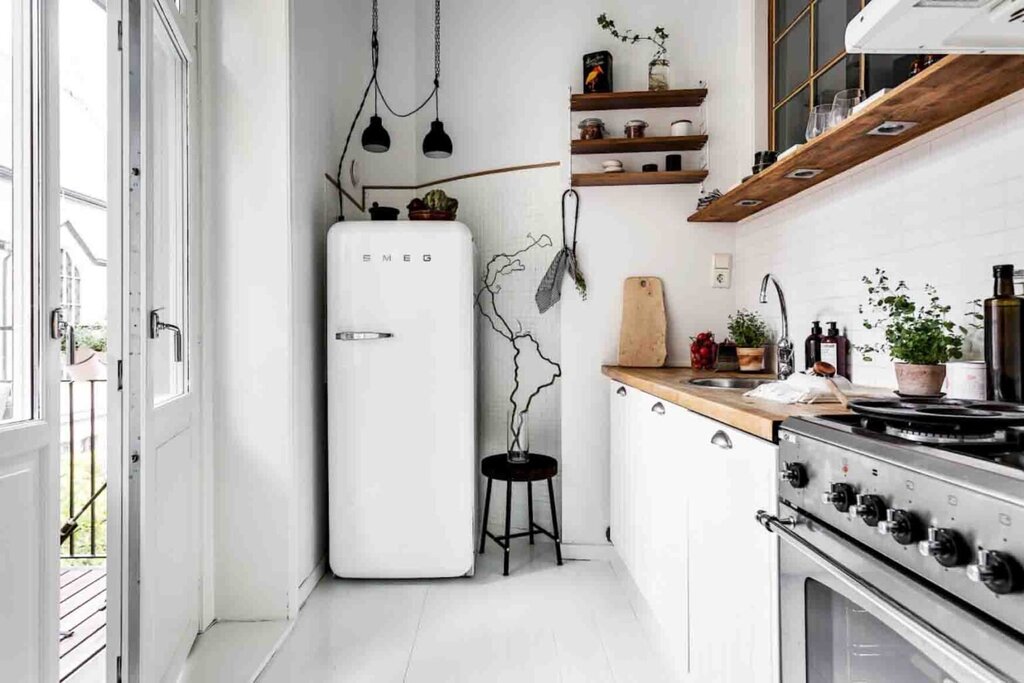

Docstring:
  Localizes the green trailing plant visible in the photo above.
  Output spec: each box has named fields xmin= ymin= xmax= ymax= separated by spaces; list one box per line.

xmin=858 ymin=269 xmax=982 ymax=365
xmin=596 ymin=13 xmax=669 ymax=60
xmin=728 ymin=309 xmax=770 ymax=348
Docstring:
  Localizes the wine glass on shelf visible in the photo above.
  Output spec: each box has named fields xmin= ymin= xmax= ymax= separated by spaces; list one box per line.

xmin=829 ymin=88 xmax=866 ymax=128
xmin=805 ymin=104 xmax=833 ymax=141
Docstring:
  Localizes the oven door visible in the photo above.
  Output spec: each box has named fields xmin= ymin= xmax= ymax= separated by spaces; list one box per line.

xmin=759 ymin=504 xmax=1024 ymax=683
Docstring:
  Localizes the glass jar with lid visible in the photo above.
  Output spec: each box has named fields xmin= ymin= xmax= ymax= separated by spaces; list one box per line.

xmin=578 ymin=118 xmax=606 ymax=141
xmin=624 ymin=120 xmax=648 ymax=139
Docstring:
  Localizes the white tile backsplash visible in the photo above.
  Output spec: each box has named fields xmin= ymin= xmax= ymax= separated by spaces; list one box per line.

xmin=734 ymin=89 xmax=1024 ymax=389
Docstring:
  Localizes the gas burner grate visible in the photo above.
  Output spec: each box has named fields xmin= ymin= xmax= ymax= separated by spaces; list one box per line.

xmin=883 ymin=424 xmax=1008 ymax=445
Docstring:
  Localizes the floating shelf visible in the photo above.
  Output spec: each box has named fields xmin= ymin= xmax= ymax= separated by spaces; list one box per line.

xmin=571 ymin=88 xmax=707 ymax=112
xmin=572 ymin=170 xmax=708 ymax=187
xmin=688 ymin=55 xmax=1024 ymax=223
xmin=571 ymin=135 xmax=708 ymax=155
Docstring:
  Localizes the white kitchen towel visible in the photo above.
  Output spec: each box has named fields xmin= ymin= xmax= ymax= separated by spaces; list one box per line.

xmin=744 ymin=373 xmax=863 ymax=404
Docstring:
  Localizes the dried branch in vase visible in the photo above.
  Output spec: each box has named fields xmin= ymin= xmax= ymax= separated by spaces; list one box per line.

xmin=476 ymin=234 xmax=563 ymax=460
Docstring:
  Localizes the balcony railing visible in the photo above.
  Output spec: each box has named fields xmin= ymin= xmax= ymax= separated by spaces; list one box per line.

xmin=60 ymin=379 xmax=107 ymax=562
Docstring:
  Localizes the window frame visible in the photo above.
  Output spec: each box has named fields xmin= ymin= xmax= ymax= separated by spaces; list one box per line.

xmin=768 ymin=0 xmax=868 ymax=150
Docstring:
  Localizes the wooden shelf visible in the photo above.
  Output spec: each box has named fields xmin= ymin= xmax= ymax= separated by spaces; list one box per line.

xmin=572 ymin=170 xmax=708 ymax=187
xmin=688 ymin=55 xmax=1024 ymax=223
xmin=571 ymin=88 xmax=707 ymax=112
xmin=571 ymin=135 xmax=708 ymax=155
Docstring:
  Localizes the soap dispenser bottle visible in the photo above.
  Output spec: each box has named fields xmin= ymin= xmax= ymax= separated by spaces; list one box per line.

xmin=821 ymin=322 xmax=849 ymax=378
xmin=805 ymin=321 xmax=823 ymax=370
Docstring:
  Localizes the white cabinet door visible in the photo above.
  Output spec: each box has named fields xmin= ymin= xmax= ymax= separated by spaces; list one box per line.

xmin=609 ymin=382 xmax=629 ymax=557
xmin=687 ymin=415 xmax=778 ymax=683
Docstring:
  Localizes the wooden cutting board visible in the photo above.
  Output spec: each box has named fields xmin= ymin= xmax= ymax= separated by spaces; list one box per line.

xmin=618 ymin=277 xmax=667 ymax=367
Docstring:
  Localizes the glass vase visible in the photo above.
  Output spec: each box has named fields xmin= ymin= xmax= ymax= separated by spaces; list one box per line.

xmin=648 ymin=57 xmax=670 ymax=92
xmin=507 ymin=410 xmax=530 ymax=464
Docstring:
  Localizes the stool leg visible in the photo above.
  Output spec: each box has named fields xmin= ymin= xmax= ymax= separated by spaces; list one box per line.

xmin=547 ymin=477 xmax=563 ymax=566
xmin=503 ymin=479 xmax=513 ymax=576
xmin=527 ymin=481 xmax=535 ymax=545
xmin=479 ymin=477 xmax=492 ymax=554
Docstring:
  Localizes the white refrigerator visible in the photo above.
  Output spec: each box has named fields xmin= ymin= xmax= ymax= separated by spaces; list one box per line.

xmin=327 ymin=220 xmax=476 ymax=578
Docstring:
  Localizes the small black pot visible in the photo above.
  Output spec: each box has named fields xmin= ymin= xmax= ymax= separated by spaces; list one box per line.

xmin=369 ymin=202 xmax=400 ymax=221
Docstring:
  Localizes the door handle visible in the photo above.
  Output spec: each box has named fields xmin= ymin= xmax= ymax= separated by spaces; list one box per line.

xmin=616 ymin=386 xmax=627 ymax=397
xmin=651 ymin=402 xmax=666 ymax=415
xmin=711 ymin=430 xmax=733 ymax=449
xmin=335 ymin=331 xmax=394 ymax=341
xmin=149 ymin=309 xmax=183 ymax=363
xmin=50 ymin=308 xmax=76 ymax=365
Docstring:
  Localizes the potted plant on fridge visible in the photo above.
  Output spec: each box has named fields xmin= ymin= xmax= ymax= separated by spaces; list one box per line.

xmin=728 ymin=309 xmax=770 ymax=372
xmin=859 ymin=269 xmax=980 ymax=396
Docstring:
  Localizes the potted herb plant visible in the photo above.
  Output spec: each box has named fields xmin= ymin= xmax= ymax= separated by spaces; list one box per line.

xmin=859 ymin=269 xmax=980 ymax=396
xmin=728 ymin=309 xmax=770 ymax=372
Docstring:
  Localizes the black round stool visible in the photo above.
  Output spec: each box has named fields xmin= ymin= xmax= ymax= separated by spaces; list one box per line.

xmin=479 ymin=454 xmax=563 ymax=576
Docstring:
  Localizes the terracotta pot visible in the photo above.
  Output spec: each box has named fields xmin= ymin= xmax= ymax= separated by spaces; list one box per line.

xmin=894 ymin=362 xmax=947 ymax=396
xmin=737 ymin=347 xmax=766 ymax=373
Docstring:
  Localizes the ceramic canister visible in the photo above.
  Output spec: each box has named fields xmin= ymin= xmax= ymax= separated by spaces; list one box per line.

xmin=944 ymin=360 xmax=987 ymax=400
xmin=671 ymin=119 xmax=694 ymax=136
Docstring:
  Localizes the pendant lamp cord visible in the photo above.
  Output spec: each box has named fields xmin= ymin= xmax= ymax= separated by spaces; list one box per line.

xmin=335 ymin=0 xmax=443 ymax=221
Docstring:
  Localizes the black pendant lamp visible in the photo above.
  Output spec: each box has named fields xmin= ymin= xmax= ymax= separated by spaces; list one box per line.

xmin=421 ymin=0 xmax=452 ymax=159
xmin=362 ymin=113 xmax=390 ymax=153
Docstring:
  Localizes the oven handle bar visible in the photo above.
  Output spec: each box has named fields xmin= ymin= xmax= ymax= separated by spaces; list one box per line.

xmin=755 ymin=510 xmax=1013 ymax=683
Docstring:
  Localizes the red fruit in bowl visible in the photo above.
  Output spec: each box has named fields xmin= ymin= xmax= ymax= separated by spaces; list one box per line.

xmin=700 ymin=346 xmax=711 ymax=359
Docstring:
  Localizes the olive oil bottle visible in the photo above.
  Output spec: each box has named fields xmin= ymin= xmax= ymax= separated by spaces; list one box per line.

xmin=984 ymin=264 xmax=1024 ymax=403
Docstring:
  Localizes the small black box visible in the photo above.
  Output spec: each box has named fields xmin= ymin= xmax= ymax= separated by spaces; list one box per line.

xmin=583 ymin=51 xmax=613 ymax=93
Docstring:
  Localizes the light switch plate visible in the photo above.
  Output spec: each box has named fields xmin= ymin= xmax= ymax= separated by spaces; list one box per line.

xmin=712 ymin=253 xmax=732 ymax=289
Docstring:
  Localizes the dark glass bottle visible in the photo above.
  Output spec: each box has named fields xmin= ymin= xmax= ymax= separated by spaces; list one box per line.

xmin=805 ymin=321 xmax=823 ymax=370
xmin=821 ymin=322 xmax=849 ymax=379
xmin=984 ymin=264 xmax=1024 ymax=403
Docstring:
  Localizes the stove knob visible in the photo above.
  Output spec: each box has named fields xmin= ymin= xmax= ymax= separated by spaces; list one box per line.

xmin=820 ymin=482 xmax=856 ymax=512
xmin=780 ymin=462 xmax=808 ymax=489
xmin=967 ymin=549 xmax=1024 ymax=594
xmin=877 ymin=508 xmax=919 ymax=545
xmin=852 ymin=494 xmax=887 ymax=527
xmin=917 ymin=527 xmax=969 ymax=567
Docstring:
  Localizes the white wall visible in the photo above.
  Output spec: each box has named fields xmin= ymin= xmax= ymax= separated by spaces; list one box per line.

xmin=734 ymin=88 xmax=1024 ymax=388
xmin=202 ymin=0 xmax=294 ymax=620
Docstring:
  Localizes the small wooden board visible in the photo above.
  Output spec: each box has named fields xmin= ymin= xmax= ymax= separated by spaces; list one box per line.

xmin=618 ymin=277 xmax=667 ymax=368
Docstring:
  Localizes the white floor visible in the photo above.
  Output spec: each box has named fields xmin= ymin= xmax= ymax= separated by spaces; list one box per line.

xmin=258 ymin=540 xmax=674 ymax=683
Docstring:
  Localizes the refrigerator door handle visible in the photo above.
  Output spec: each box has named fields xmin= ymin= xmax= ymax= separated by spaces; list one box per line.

xmin=335 ymin=331 xmax=394 ymax=341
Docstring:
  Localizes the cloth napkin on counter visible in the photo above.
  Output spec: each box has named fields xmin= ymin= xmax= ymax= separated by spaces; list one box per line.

xmin=744 ymin=373 xmax=858 ymax=404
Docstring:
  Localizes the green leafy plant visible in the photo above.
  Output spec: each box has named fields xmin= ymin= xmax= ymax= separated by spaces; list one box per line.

xmin=858 ymin=269 xmax=981 ymax=365
xmin=728 ymin=309 xmax=770 ymax=348
xmin=596 ymin=13 xmax=669 ymax=60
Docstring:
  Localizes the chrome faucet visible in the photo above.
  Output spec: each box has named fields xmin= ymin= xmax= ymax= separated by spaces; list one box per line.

xmin=759 ymin=273 xmax=794 ymax=380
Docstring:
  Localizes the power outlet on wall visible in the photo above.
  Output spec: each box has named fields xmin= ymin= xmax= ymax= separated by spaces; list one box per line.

xmin=712 ymin=253 xmax=732 ymax=289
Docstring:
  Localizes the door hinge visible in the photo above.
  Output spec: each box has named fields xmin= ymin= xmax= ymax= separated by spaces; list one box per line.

xmin=117 ymin=20 xmax=123 ymax=51
xmin=116 ymin=655 xmax=122 ymax=682
xmin=117 ymin=359 xmax=123 ymax=391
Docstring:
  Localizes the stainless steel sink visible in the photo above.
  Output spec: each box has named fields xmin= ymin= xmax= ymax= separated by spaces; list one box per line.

xmin=688 ymin=377 xmax=776 ymax=390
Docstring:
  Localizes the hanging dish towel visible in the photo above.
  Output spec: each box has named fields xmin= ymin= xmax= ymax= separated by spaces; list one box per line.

xmin=536 ymin=189 xmax=586 ymax=313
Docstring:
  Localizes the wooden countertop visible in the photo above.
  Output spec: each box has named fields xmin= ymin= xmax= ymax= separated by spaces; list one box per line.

xmin=602 ymin=366 xmax=854 ymax=442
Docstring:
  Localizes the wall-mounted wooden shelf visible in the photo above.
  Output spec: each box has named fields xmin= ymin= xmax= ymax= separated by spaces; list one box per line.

xmin=571 ymin=135 xmax=708 ymax=155
xmin=572 ymin=170 xmax=708 ymax=187
xmin=571 ymin=88 xmax=707 ymax=112
xmin=688 ymin=55 xmax=1024 ymax=223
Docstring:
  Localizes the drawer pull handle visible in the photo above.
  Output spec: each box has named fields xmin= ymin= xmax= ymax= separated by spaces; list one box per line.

xmin=616 ymin=386 xmax=627 ymax=397
xmin=651 ymin=402 xmax=666 ymax=415
xmin=711 ymin=430 xmax=733 ymax=449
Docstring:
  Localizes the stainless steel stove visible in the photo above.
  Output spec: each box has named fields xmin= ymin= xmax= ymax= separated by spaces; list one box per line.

xmin=757 ymin=399 xmax=1024 ymax=682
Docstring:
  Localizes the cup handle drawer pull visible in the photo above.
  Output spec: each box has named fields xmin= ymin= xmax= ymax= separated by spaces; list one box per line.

xmin=616 ymin=386 xmax=627 ymax=397
xmin=711 ymin=430 xmax=733 ymax=449
xmin=651 ymin=402 xmax=666 ymax=415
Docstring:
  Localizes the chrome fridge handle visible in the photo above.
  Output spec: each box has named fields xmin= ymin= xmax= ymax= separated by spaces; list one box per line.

xmin=755 ymin=511 xmax=1013 ymax=683
xmin=335 ymin=332 xmax=394 ymax=341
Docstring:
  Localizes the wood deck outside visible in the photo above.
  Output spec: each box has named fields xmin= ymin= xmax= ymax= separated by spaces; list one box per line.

xmin=59 ymin=566 xmax=106 ymax=682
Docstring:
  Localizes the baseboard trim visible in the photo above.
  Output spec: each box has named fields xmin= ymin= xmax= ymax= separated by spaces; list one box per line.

xmin=297 ymin=556 xmax=327 ymax=610
xmin=561 ymin=542 xmax=617 ymax=561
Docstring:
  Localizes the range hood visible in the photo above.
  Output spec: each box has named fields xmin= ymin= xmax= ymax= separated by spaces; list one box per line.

xmin=846 ymin=0 xmax=1024 ymax=54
